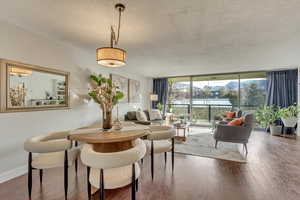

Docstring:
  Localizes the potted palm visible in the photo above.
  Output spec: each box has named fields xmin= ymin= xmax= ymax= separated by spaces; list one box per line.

xmin=256 ymin=106 xmax=282 ymax=135
xmin=278 ymin=104 xmax=298 ymax=128
xmin=88 ymin=74 xmax=124 ymax=130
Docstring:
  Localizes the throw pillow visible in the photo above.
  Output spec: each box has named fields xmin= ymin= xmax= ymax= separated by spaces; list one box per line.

xmin=143 ymin=110 xmax=151 ymax=121
xmin=225 ymin=112 xmax=235 ymax=119
xmin=127 ymin=111 xmax=137 ymax=120
xmin=149 ymin=109 xmax=163 ymax=120
xmin=235 ymin=110 xmax=243 ymax=118
xmin=136 ymin=111 xmax=148 ymax=122
xmin=228 ymin=118 xmax=244 ymax=126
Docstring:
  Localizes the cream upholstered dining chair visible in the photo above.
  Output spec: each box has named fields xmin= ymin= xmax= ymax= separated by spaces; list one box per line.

xmin=144 ymin=125 xmax=176 ymax=180
xmin=24 ymin=131 xmax=80 ymax=200
xmin=80 ymin=138 xmax=146 ymax=200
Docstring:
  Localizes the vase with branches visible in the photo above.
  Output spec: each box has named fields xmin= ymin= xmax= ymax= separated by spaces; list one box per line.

xmin=88 ymin=74 xmax=124 ymax=129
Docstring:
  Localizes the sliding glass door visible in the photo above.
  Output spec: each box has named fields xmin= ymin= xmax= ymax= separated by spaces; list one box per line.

xmin=191 ymin=74 xmax=239 ymax=125
xmin=167 ymin=77 xmax=191 ymax=122
xmin=166 ymin=72 xmax=267 ymax=126
xmin=239 ymin=73 xmax=267 ymax=112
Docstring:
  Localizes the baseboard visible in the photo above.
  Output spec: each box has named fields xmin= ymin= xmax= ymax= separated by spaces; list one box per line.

xmin=0 ymin=165 xmax=27 ymax=184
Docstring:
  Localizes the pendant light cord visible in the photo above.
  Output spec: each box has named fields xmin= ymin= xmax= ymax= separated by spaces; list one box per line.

xmin=110 ymin=6 xmax=122 ymax=47
xmin=115 ymin=8 xmax=122 ymax=45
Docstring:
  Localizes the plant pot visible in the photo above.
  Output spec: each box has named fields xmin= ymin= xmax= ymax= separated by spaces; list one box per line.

xmin=281 ymin=117 xmax=297 ymax=128
xmin=102 ymin=110 xmax=113 ymax=130
xmin=270 ymin=125 xmax=282 ymax=136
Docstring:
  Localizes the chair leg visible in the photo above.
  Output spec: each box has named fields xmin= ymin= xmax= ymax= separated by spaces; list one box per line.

xmin=164 ymin=152 xmax=167 ymax=165
xmin=64 ymin=150 xmax=68 ymax=200
xmin=75 ymin=141 xmax=78 ymax=175
xmin=39 ymin=169 xmax=43 ymax=184
xmin=172 ymin=138 xmax=174 ymax=172
xmin=131 ymin=163 xmax=136 ymax=200
xmin=100 ymin=169 xmax=104 ymax=200
xmin=87 ymin=167 xmax=91 ymax=200
xmin=28 ymin=152 xmax=32 ymax=199
xmin=215 ymin=140 xmax=218 ymax=149
xmin=244 ymin=143 xmax=248 ymax=155
xmin=151 ymin=140 xmax=154 ymax=180
xmin=135 ymin=179 xmax=139 ymax=192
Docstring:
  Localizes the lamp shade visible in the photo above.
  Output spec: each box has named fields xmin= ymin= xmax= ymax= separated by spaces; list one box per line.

xmin=96 ymin=47 xmax=126 ymax=67
xmin=150 ymin=94 xmax=158 ymax=101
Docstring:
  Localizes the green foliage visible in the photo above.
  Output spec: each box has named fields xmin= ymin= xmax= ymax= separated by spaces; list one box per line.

xmin=88 ymin=91 xmax=101 ymax=104
xmin=223 ymin=92 xmax=238 ymax=106
xmin=88 ymin=74 xmax=124 ymax=107
xmin=90 ymin=74 xmax=106 ymax=86
xmin=112 ymin=91 xmax=124 ymax=105
xmin=256 ymin=106 xmax=280 ymax=128
xmin=278 ymin=104 xmax=299 ymax=118
xmin=107 ymin=79 xmax=113 ymax=87
xmin=156 ymin=103 xmax=164 ymax=111
xmin=241 ymin=83 xmax=266 ymax=106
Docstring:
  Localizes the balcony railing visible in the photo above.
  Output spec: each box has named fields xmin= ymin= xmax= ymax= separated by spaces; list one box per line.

xmin=165 ymin=104 xmax=259 ymax=125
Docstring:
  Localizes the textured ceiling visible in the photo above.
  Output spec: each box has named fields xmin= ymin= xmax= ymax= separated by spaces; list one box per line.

xmin=0 ymin=0 xmax=300 ymax=77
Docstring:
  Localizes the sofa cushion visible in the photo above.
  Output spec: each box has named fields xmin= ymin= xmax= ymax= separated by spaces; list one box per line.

xmin=149 ymin=109 xmax=163 ymax=120
xmin=228 ymin=118 xmax=244 ymax=126
xmin=136 ymin=111 xmax=148 ymax=122
xmin=235 ymin=110 xmax=243 ymax=118
xmin=143 ymin=110 xmax=151 ymax=121
xmin=127 ymin=111 xmax=137 ymax=120
xmin=225 ymin=112 xmax=235 ymax=119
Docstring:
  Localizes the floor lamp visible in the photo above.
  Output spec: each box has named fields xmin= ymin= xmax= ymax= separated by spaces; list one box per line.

xmin=150 ymin=94 xmax=158 ymax=111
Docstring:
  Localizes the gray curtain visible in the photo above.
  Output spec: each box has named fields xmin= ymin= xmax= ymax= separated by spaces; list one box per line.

xmin=153 ymin=78 xmax=168 ymax=112
xmin=266 ymin=69 xmax=298 ymax=107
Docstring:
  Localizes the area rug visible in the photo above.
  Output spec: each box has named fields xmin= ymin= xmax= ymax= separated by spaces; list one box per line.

xmin=174 ymin=128 xmax=247 ymax=163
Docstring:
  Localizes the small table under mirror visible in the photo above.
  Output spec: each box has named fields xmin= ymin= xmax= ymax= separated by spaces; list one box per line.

xmin=0 ymin=59 xmax=70 ymax=112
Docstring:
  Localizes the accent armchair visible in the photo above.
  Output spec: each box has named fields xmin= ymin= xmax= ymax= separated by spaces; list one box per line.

xmin=24 ymin=131 xmax=80 ymax=200
xmin=144 ymin=125 xmax=176 ymax=180
xmin=213 ymin=114 xmax=255 ymax=154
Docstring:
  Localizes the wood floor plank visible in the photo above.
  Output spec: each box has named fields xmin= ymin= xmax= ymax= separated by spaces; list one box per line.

xmin=0 ymin=131 xmax=299 ymax=200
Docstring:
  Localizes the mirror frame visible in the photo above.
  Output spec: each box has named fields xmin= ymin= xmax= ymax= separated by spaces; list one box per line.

xmin=0 ymin=59 xmax=70 ymax=112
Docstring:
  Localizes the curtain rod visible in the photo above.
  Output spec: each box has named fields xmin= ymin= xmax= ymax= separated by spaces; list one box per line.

xmin=154 ymin=68 xmax=298 ymax=79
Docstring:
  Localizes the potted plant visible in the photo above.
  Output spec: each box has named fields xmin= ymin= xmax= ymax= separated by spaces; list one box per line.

xmin=278 ymin=104 xmax=299 ymax=128
xmin=256 ymin=106 xmax=282 ymax=135
xmin=88 ymin=74 xmax=124 ymax=130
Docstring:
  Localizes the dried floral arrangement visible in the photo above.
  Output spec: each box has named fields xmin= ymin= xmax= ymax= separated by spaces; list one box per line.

xmin=88 ymin=74 xmax=124 ymax=129
xmin=9 ymin=83 xmax=27 ymax=106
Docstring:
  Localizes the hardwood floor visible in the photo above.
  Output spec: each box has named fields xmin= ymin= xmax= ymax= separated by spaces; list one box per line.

xmin=1 ymin=130 xmax=300 ymax=200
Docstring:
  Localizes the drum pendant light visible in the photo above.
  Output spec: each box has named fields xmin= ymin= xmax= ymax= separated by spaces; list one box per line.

xmin=96 ymin=3 xmax=126 ymax=67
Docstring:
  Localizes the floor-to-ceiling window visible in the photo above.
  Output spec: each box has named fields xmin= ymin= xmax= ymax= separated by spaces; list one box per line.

xmin=166 ymin=72 xmax=267 ymax=125
xmin=192 ymin=74 xmax=239 ymax=125
xmin=166 ymin=77 xmax=191 ymax=121
xmin=239 ymin=73 xmax=267 ymax=111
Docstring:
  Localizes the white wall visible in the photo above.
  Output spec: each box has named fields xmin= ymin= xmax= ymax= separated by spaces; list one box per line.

xmin=0 ymin=21 xmax=152 ymax=182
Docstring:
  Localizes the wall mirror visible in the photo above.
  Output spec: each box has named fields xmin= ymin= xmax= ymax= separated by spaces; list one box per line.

xmin=0 ymin=59 xmax=70 ymax=112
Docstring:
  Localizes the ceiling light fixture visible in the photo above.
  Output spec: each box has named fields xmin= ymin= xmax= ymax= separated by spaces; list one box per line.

xmin=96 ymin=3 xmax=126 ymax=67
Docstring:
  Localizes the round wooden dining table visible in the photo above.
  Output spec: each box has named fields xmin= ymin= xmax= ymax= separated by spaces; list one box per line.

xmin=68 ymin=125 xmax=149 ymax=153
